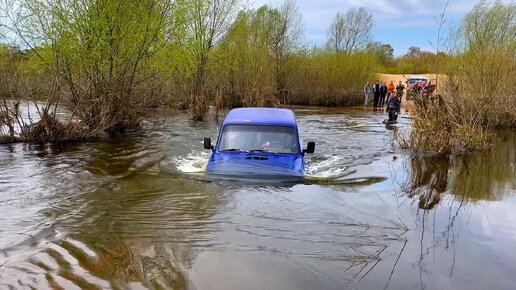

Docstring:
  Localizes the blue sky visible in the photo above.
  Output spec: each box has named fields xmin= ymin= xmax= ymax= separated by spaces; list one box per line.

xmin=251 ymin=0 xmax=502 ymax=56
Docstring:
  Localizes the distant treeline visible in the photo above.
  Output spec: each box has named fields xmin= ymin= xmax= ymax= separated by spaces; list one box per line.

xmin=374 ymin=45 xmax=446 ymax=75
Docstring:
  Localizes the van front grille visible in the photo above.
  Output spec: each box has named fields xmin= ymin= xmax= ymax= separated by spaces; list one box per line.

xmin=246 ymin=156 xmax=268 ymax=160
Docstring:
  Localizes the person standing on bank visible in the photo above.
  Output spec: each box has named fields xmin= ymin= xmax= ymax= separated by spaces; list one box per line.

xmin=379 ymin=82 xmax=387 ymax=107
xmin=364 ymin=81 xmax=371 ymax=107
xmin=395 ymin=81 xmax=405 ymax=112
xmin=387 ymin=81 xmax=395 ymax=96
xmin=373 ymin=80 xmax=381 ymax=109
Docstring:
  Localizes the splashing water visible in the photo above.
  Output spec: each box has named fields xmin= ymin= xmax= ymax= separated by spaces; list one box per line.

xmin=171 ymin=151 xmax=211 ymax=173
xmin=304 ymin=155 xmax=355 ymax=179
xmin=172 ymin=150 xmax=357 ymax=181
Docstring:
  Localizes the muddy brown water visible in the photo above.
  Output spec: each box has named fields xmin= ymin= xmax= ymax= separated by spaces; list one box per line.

xmin=0 ymin=107 xmax=515 ymax=289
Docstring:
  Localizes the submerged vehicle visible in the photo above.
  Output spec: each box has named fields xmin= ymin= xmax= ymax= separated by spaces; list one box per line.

xmin=203 ymin=108 xmax=315 ymax=179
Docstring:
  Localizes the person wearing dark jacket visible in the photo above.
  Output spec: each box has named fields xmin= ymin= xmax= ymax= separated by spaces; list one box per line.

xmin=373 ymin=81 xmax=381 ymax=108
xmin=395 ymin=81 xmax=405 ymax=112
xmin=379 ymin=82 xmax=387 ymax=107
xmin=386 ymin=93 xmax=400 ymax=122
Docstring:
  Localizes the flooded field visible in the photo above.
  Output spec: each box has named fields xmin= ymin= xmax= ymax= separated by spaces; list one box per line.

xmin=0 ymin=107 xmax=515 ymax=289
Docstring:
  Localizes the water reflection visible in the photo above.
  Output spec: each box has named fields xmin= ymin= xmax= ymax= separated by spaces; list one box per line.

xmin=404 ymin=156 xmax=449 ymax=209
xmin=394 ymin=130 xmax=516 ymax=289
xmin=404 ymin=130 xmax=516 ymax=208
xmin=64 ymin=175 xmax=223 ymax=288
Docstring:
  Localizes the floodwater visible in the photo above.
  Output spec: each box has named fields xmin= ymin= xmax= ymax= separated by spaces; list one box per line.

xmin=0 ymin=107 xmax=515 ymax=289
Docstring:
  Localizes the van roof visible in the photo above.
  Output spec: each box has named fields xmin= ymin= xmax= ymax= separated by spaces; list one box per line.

xmin=223 ymin=108 xmax=297 ymax=127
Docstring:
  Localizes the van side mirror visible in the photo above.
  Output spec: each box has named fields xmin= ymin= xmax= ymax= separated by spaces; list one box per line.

xmin=303 ymin=141 xmax=315 ymax=155
xmin=204 ymin=138 xmax=214 ymax=151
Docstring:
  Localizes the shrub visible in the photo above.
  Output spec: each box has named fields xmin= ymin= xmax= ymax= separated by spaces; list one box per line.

xmin=405 ymin=1 xmax=516 ymax=155
xmin=285 ymin=49 xmax=379 ymax=106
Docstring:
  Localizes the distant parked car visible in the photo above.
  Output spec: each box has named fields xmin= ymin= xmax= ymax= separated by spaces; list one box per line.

xmin=407 ymin=78 xmax=437 ymax=102
xmin=406 ymin=76 xmax=428 ymax=90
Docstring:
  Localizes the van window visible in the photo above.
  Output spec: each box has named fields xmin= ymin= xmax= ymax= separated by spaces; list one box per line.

xmin=218 ymin=125 xmax=299 ymax=154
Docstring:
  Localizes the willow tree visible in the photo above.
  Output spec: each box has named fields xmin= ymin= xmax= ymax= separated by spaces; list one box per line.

xmin=211 ymin=1 xmax=302 ymax=107
xmin=12 ymin=0 xmax=175 ymax=133
xmin=213 ymin=7 xmax=275 ymax=107
xmin=183 ymin=0 xmax=240 ymax=120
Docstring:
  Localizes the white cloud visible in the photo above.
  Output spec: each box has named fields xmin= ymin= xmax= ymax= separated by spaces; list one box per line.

xmin=346 ymin=0 xmax=402 ymax=15
xmin=248 ymin=0 xmax=507 ymax=52
xmin=249 ymin=0 xmax=460 ymax=31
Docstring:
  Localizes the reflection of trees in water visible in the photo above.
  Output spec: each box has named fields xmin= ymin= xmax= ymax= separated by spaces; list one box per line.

xmin=0 ymin=131 xmax=225 ymax=288
xmin=408 ymin=202 xmax=471 ymax=290
xmin=404 ymin=156 xmax=449 ymax=209
xmin=73 ymin=175 xmax=224 ymax=288
xmin=397 ymin=131 xmax=516 ymax=289
xmin=404 ymin=130 xmax=516 ymax=209
xmin=86 ymin=134 xmax=163 ymax=176
xmin=27 ymin=169 xmax=225 ymax=289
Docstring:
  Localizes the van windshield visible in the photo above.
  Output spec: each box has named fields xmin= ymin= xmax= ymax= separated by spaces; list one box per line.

xmin=218 ymin=125 xmax=299 ymax=154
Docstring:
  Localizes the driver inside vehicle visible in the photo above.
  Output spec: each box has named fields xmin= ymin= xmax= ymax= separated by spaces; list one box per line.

xmin=256 ymin=131 xmax=293 ymax=152
xmin=253 ymin=132 xmax=271 ymax=150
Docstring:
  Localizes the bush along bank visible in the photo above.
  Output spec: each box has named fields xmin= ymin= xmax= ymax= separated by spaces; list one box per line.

xmin=399 ymin=1 xmax=516 ymax=156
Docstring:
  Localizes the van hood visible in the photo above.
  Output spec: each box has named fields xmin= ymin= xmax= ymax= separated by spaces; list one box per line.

xmin=206 ymin=152 xmax=304 ymax=178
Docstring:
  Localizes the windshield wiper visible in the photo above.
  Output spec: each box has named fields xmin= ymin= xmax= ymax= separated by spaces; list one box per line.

xmin=221 ymin=148 xmax=248 ymax=152
xmin=249 ymin=149 xmax=270 ymax=153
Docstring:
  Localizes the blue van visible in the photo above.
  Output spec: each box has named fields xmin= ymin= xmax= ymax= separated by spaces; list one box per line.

xmin=203 ymin=108 xmax=315 ymax=178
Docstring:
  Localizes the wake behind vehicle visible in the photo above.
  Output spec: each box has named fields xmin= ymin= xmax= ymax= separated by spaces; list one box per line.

xmin=203 ymin=108 xmax=315 ymax=179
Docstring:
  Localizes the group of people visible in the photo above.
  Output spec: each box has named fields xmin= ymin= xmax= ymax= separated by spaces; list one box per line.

xmin=363 ymin=80 xmax=405 ymax=122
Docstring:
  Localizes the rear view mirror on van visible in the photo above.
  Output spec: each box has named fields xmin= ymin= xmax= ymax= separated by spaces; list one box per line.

xmin=204 ymin=138 xmax=214 ymax=151
xmin=303 ymin=141 xmax=315 ymax=155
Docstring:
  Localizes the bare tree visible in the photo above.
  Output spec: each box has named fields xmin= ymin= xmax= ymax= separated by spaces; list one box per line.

xmin=326 ymin=7 xmax=374 ymax=54
xmin=327 ymin=11 xmax=345 ymax=53
xmin=0 ymin=1 xmax=8 ymax=40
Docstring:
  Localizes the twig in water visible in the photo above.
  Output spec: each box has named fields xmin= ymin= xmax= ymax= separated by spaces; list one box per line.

xmin=384 ymin=238 xmax=408 ymax=290
xmin=374 ymin=191 xmax=409 ymax=231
